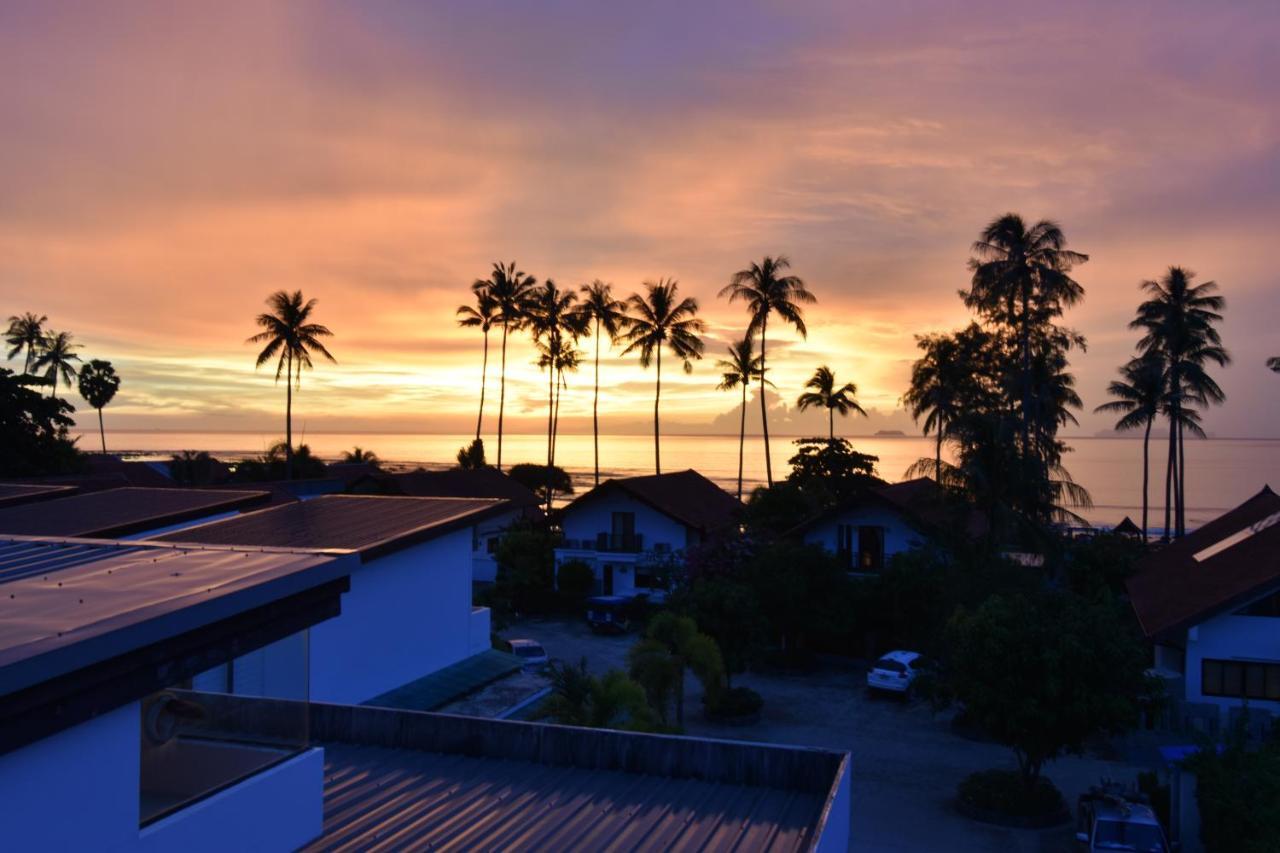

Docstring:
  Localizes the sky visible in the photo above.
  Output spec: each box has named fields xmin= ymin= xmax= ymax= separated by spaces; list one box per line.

xmin=2 ymin=1 xmax=1278 ymax=439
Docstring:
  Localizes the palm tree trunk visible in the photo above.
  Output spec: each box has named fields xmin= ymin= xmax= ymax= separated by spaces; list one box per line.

xmin=654 ymin=346 xmax=662 ymax=475
xmin=593 ymin=318 xmax=601 ymax=487
xmin=1177 ymin=417 xmax=1186 ymax=538
xmin=546 ymin=338 xmax=556 ymax=513
xmin=935 ymin=427 xmax=943 ymax=482
xmin=285 ymin=349 xmax=294 ymax=480
xmin=829 ymin=407 xmax=834 ymax=440
xmin=1141 ymin=418 xmax=1151 ymax=541
xmin=737 ymin=383 xmax=746 ymax=500
xmin=759 ymin=317 xmax=773 ymax=486
xmin=1162 ymin=418 xmax=1175 ymax=542
xmin=497 ymin=325 xmax=509 ymax=471
xmin=475 ymin=330 xmax=489 ymax=442
xmin=97 ymin=408 xmax=106 ymax=453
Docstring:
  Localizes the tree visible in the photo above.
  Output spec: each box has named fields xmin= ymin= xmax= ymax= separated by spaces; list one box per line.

xmin=1095 ymin=354 xmax=1164 ymax=539
xmin=675 ymin=576 xmax=763 ymax=687
xmin=481 ymin=261 xmax=537 ymax=472
xmin=537 ymin=660 xmax=658 ymax=732
xmin=0 ymin=368 xmax=82 ymax=476
xmin=1131 ymin=267 xmax=1229 ymax=539
xmin=579 ymin=280 xmax=628 ymax=486
xmin=796 ymin=365 xmax=866 ymax=439
xmin=744 ymin=541 xmax=848 ymax=661
xmin=1186 ymin=720 xmax=1280 ymax=853
xmin=246 ymin=290 xmax=336 ymax=480
xmin=77 ymin=359 xmax=120 ymax=453
xmin=493 ymin=522 xmax=559 ymax=615
xmin=507 ymin=462 xmax=574 ymax=501
xmin=945 ymin=592 xmax=1147 ymax=791
xmin=5 ymin=312 xmax=47 ymax=374
xmin=715 ymin=335 xmax=767 ymax=500
xmin=720 ymin=256 xmax=816 ymax=486
xmin=455 ymin=438 xmax=487 ymax=469
xmin=527 ymin=279 xmax=587 ymax=512
xmin=535 ymin=335 xmax=581 ymax=506
xmin=903 ymin=327 xmax=994 ymax=478
xmin=340 ymin=446 xmax=379 ymax=467
xmin=619 ymin=279 xmax=705 ymax=475
xmin=556 ymin=559 xmax=596 ymax=606
xmin=456 ymin=283 xmax=499 ymax=442
xmin=785 ymin=437 xmax=881 ymax=507
xmin=169 ymin=450 xmax=221 ymax=485
xmin=627 ymin=612 xmax=723 ymax=727
xmin=33 ymin=330 xmax=80 ymax=397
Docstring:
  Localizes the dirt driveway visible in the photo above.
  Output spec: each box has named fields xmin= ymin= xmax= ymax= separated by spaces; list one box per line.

xmin=502 ymin=617 xmax=1152 ymax=853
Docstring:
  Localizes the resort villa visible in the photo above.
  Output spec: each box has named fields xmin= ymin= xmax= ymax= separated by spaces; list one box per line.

xmin=554 ymin=469 xmax=742 ymax=599
xmin=0 ymin=535 xmax=852 ymax=851
xmin=1127 ymin=486 xmax=1280 ymax=731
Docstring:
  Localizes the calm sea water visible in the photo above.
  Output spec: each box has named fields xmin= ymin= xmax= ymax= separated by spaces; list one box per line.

xmin=82 ymin=429 xmax=1280 ymax=529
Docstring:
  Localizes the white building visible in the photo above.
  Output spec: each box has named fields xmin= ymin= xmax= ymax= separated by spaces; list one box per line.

xmin=555 ymin=469 xmax=741 ymax=598
xmin=1128 ymin=485 xmax=1280 ymax=728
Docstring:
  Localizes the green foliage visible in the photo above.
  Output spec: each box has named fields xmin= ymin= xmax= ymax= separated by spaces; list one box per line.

xmin=506 ymin=462 xmax=573 ymax=497
xmin=340 ymin=446 xmax=380 ymax=467
xmin=744 ymin=540 xmax=849 ymax=660
xmin=671 ymin=575 xmax=764 ymax=686
xmin=945 ymin=591 xmax=1148 ymax=788
xmin=957 ymin=769 xmax=1064 ymax=819
xmin=492 ymin=522 xmax=559 ymax=616
xmin=77 ymin=359 xmax=120 ymax=410
xmin=741 ymin=481 xmax=818 ymax=540
xmin=627 ymin=612 xmax=724 ymax=727
xmin=785 ymin=438 xmax=882 ymax=507
xmin=0 ymin=368 xmax=83 ymax=476
xmin=536 ymin=659 xmax=661 ymax=732
xmin=556 ymin=559 xmax=595 ymax=605
xmin=1186 ymin=723 xmax=1280 ymax=853
xmin=169 ymin=450 xmax=222 ymax=485
xmin=455 ymin=438 xmax=487 ymax=469
xmin=1061 ymin=532 xmax=1147 ymax=599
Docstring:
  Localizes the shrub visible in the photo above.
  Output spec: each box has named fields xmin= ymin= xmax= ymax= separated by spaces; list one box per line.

xmin=957 ymin=769 xmax=1064 ymax=819
xmin=705 ymin=686 xmax=763 ymax=719
xmin=557 ymin=560 xmax=595 ymax=605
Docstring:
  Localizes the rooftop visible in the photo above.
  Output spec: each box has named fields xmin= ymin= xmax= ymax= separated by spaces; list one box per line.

xmin=794 ymin=477 xmax=987 ymax=541
xmin=1127 ymin=485 xmax=1280 ymax=639
xmin=564 ymin=469 xmax=742 ymax=533
xmin=0 ymin=486 xmax=271 ymax=538
xmin=0 ymin=483 xmax=78 ymax=509
xmin=349 ymin=466 xmax=543 ymax=510
xmin=152 ymin=494 xmax=510 ymax=561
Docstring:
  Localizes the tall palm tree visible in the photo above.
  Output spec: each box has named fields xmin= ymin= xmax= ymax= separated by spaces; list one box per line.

xmin=578 ymin=280 xmax=628 ymax=486
xmin=962 ymin=214 xmax=1088 ymax=457
xmin=456 ymin=283 xmax=499 ymax=442
xmin=247 ymin=290 xmax=336 ymax=480
xmin=5 ymin=312 xmax=48 ymax=374
xmin=527 ymin=279 xmax=587 ymax=511
xmin=482 ymin=261 xmax=537 ymax=471
xmin=903 ymin=333 xmax=960 ymax=479
xmin=796 ymin=365 xmax=866 ymax=440
xmin=1094 ymin=354 xmax=1164 ymax=540
xmin=620 ymin=279 xmax=706 ymax=475
xmin=536 ymin=335 xmax=581 ymax=483
xmin=77 ymin=359 xmax=121 ymax=453
xmin=716 ymin=335 xmax=766 ymax=500
xmin=33 ymin=331 xmax=81 ymax=397
xmin=1130 ymin=267 xmax=1229 ymax=539
xmin=719 ymin=256 xmax=815 ymax=486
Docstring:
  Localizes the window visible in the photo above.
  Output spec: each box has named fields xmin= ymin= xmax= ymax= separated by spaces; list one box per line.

xmin=857 ymin=526 xmax=885 ymax=572
xmin=1201 ymin=658 xmax=1280 ymax=700
xmin=486 ymin=537 xmax=499 ymax=554
xmin=610 ymin=512 xmax=638 ymax=551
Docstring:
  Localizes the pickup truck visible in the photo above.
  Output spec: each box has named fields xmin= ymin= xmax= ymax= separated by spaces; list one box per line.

xmin=1075 ymin=782 xmax=1174 ymax=852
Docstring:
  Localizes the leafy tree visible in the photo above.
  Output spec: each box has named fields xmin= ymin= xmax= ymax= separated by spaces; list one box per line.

xmin=33 ymin=330 xmax=80 ymax=397
xmin=493 ymin=522 xmax=559 ymax=615
xmin=945 ymin=592 xmax=1148 ymax=790
xmin=744 ymin=541 xmax=847 ymax=658
xmin=77 ymin=359 xmax=120 ymax=453
xmin=1095 ymin=354 xmax=1165 ymax=539
xmin=1187 ymin=721 xmax=1280 ymax=853
xmin=716 ymin=335 xmax=767 ymax=500
xmin=340 ymin=446 xmax=380 ymax=466
xmin=720 ymin=255 xmax=816 ymax=486
xmin=537 ymin=659 xmax=659 ymax=732
xmin=246 ymin=290 xmax=336 ymax=479
xmin=556 ymin=559 xmax=596 ymax=606
xmin=628 ymin=612 xmax=724 ymax=727
xmin=455 ymin=438 xmax=487 ymax=469
xmin=5 ymin=312 xmax=47 ymax=374
xmin=1061 ymin=531 xmax=1146 ymax=600
xmin=741 ymin=481 xmax=820 ymax=541
xmin=506 ymin=463 xmax=573 ymax=499
xmin=673 ymin=576 xmax=763 ymax=687
xmin=785 ymin=437 xmax=882 ymax=508
xmin=797 ymin=366 xmax=866 ymax=439
xmin=0 ymin=368 xmax=82 ymax=476
xmin=578 ymin=280 xmax=628 ymax=486
xmin=479 ymin=261 xmax=537 ymax=471
xmin=456 ymin=282 xmax=499 ymax=442
xmin=619 ymin=279 xmax=706 ymax=474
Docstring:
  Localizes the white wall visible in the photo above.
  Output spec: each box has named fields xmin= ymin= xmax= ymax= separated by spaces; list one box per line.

xmin=803 ymin=505 xmax=925 ymax=570
xmin=472 ymin=507 xmax=523 ymax=583
xmin=813 ymin=756 xmax=852 ymax=853
xmin=561 ymin=493 xmax=689 ymax=552
xmin=1183 ymin=609 xmax=1280 ymax=714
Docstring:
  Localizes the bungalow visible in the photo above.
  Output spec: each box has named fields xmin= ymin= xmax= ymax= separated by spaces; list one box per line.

xmin=555 ymin=469 xmax=741 ymax=598
xmin=0 ymin=486 xmax=272 ymax=540
xmin=0 ymin=536 xmax=852 ymax=852
xmin=151 ymin=494 xmax=510 ymax=705
xmin=1127 ymin=486 xmax=1280 ymax=730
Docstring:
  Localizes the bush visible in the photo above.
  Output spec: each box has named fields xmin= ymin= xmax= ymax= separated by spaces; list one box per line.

xmin=705 ymin=686 xmax=763 ymax=719
xmin=557 ymin=560 xmax=595 ymax=605
xmin=957 ymin=769 xmax=1064 ymax=820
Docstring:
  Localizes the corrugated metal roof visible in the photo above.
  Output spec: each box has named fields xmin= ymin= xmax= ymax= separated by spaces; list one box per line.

xmin=0 ymin=486 xmax=271 ymax=538
xmin=0 ymin=483 xmax=79 ymax=509
xmin=305 ymin=742 xmax=824 ymax=852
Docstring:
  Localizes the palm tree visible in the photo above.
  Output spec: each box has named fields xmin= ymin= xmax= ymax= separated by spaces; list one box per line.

xmin=1094 ymin=354 xmax=1164 ymax=540
xmin=620 ymin=279 xmax=706 ymax=475
xmin=796 ymin=365 xmax=866 ymax=440
xmin=962 ymin=214 xmax=1088 ymax=456
xmin=527 ymin=279 xmax=587 ymax=511
xmin=627 ymin=612 xmax=723 ymax=727
xmin=5 ymin=312 xmax=48 ymax=374
xmin=456 ymin=284 xmax=499 ymax=442
xmin=903 ymin=333 xmax=959 ymax=479
xmin=33 ymin=331 xmax=81 ymax=397
xmin=1130 ymin=267 xmax=1229 ymax=539
xmin=720 ymin=256 xmax=815 ymax=486
xmin=535 ymin=334 xmax=582 ymax=509
xmin=341 ymin=447 xmax=380 ymax=466
xmin=578 ymin=280 xmax=628 ymax=486
xmin=482 ymin=261 xmax=537 ymax=471
xmin=716 ymin=335 xmax=767 ymax=500
xmin=77 ymin=359 xmax=121 ymax=453
xmin=246 ymin=290 xmax=336 ymax=480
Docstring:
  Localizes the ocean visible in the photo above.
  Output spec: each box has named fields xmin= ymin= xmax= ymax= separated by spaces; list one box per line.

xmin=79 ymin=429 xmax=1280 ymax=530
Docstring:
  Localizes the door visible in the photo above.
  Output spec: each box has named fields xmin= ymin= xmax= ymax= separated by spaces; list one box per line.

xmin=857 ymin=526 xmax=885 ymax=572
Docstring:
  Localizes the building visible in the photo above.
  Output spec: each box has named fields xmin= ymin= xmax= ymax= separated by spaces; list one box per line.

xmin=151 ymin=494 xmax=510 ymax=705
xmin=555 ymin=469 xmax=741 ymax=598
xmin=0 ymin=536 xmax=852 ymax=852
xmin=0 ymin=486 xmax=271 ymax=539
xmin=1127 ymin=485 xmax=1280 ymax=729
xmin=0 ymin=482 xmax=77 ymax=509
xmin=346 ymin=467 xmax=543 ymax=583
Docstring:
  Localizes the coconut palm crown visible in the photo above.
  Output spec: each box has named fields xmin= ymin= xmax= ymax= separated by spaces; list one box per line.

xmin=33 ymin=330 xmax=81 ymax=397
xmin=1094 ymin=354 xmax=1165 ymax=539
xmin=797 ymin=365 xmax=866 ymax=440
xmin=456 ymin=283 xmax=500 ymax=442
xmin=716 ymin=335 xmax=767 ymax=500
xmin=579 ymin=280 xmax=628 ymax=486
xmin=5 ymin=312 xmax=48 ymax=374
xmin=482 ymin=261 xmax=537 ymax=471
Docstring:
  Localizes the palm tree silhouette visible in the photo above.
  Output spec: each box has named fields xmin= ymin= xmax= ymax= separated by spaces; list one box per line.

xmin=797 ymin=366 xmax=866 ymax=440
xmin=620 ymin=279 xmax=706 ymax=475
xmin=1268 ymin=357 xmax=1280 ymax=373
xmin=527 ymin=279 xmax=587 ymax=511
xmin=903 ymin=332 xmax=961 ymax=479
xmin=716 ymin=335 xmax=766 ymax=500
xmin=456 ymin=283 xmax=499 ymax=442
xmin=247 ymin=290 xmax=336 ymax=480
xmin=1131 ymin=267 xmax=1228 ymax=539
xmin=963 ymin=214 xmax=1087 ymax=457
xmin=341 ymin=447 xmax=380 ymax=466
xmin=536 ymin=335 xmax=581 ymax=497
xmin=77 ymin=359 xmax=121 ymax=453
xmin=33 ymin=331 xmax=81 ymax=397
xmin=5 ymin=312 xmax=48 ymax=374
xmin=578 ymin=280 xmax=627 ymax=486
xmin=720 ymin=256 xmax=815 ymax=486
xmin=1095 ymin=354 xmax=1165 ymax=540
xmin=482 ymin=261 xmax=537 ymax=472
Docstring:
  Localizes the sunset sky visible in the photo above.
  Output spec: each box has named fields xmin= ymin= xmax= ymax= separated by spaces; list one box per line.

xmin=2 ymin=1 xmax=1278 ymax=439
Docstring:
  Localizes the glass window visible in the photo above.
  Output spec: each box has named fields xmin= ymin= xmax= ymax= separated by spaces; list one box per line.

xmin=1246 ymin=664 xmax=1267 ymax=699
xmin=1202 ymin=660 xmax=1223 ymax=695
xmin=1222 ymin=662 xmax=1244 ymax=696
xmin=1202 ymin=658 xmax=1280 ymax=700
xmin=874 ymin=658 xmax=906 ymax=674
xmin=1268 ymin=666 xmax=1280 ymax=701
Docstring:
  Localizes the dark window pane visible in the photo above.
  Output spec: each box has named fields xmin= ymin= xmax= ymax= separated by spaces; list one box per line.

xmin=1202 ymin=660 xmax=1223 ymax=695
xmin=1246 ymin=664 xmax=1267 ymax=698
xmin=1223 ymin=662 xmax=1244 ymax=697
xmin=1266 ymin=666 xmax=1280 ymax=700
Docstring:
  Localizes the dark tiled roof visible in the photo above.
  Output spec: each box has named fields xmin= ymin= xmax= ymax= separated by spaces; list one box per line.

xmin=0 ymin=483 xmax=78 ymax=509
xmin=0 ymin=487 xmax=271 ymax=538
xmin=565 ymin=469 xmax=741 ymax=533
xmin=1127 ymin=486 xmax=1280 ymax=639
xmin=793 ymin=477 xmax=986 ymax=541
xmin=1113 ymin=516 xmax=1144 ymax=537
xmin=153 ymin=495 xmax=509 ymax=561
xmin=350 ymin=467 xmax=542 ymax=510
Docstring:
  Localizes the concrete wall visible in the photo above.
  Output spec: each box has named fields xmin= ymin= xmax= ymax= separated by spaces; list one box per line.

xmin=1183 ymin=609 xmax=1280 ymax=715
xmin=561 ymin=493 xmax=689 ymax=551
xmin=803 ymin=505 xmax=925 ymax=571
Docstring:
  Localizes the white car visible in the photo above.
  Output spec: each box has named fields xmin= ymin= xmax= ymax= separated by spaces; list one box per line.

xmin=507 ymin=639 xmax=549 ymax=669
xmin=866 ymin=650 xmax=924 ymax=695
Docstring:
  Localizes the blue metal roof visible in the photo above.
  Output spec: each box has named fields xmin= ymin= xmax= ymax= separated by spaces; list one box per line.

xmin=0 ymin=538 xmax=148 ymax=584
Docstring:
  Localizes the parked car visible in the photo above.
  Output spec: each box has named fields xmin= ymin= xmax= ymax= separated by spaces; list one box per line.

xmin=585 ymin=595 xmax=637 ymax=634
xmin=506 ymin=639 xmax=549 ymax=669
xmin=1075 ymin=782 xmax=1173 ymax=851
xmin=866 ymin=650 xmax=925 ymax=696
